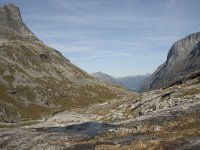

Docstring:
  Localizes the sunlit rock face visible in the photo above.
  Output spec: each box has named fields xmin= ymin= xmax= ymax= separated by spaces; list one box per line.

xmin=143 ymin=32 xmax=200 ymax=91
xmin=0 ymin=4 xmax=34 ymax=39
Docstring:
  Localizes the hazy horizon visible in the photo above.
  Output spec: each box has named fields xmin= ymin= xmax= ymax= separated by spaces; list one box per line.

xmin=0 ymin=0 xmax=200 ymax=77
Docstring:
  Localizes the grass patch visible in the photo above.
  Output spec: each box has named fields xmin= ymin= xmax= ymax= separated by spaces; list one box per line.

xmin=3 ymin=75 xmax=15 ymax=82
xmin=173 ymin=88 xmax=200 ymax=98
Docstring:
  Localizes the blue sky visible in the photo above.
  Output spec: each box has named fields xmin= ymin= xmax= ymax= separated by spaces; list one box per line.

xmin=1 ymin=0 xmax=200 ymax=77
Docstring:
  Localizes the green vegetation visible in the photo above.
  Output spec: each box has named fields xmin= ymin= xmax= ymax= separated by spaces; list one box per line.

xmin=16 ymin=85 xmax=36 ymax=100
xmin=0 ymin=67 xmax=5 ymax=74
xmin=0 ymin=74 xmax=119 ymax=123
xmin=3 ymin=75 xmax=15 ymax=82
xmin=19 ymin=45 xmax=34 ymax=57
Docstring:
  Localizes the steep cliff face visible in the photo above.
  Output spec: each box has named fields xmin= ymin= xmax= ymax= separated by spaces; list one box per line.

xmin=166 ymin=32 xmax=200 ymax=64
xmin=0 ymin=4 xmax=34 ymax=39
xmin=0 ymin=4 xmax=127 ymax=122
xmin=143 ymin=32 xmax=200 ymax=91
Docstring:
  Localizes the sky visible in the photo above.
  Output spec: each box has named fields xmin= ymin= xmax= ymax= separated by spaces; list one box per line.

xmin=1 ymin=0 xmax=200 ymax=77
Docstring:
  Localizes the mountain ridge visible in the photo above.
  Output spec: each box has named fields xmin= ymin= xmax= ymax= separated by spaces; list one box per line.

xmin=91 ymin=71 xmax=117 ymax=84
xmin=0 ymin=4 xmax=129 ymax=122
xmin=143 ymin=32 xmax=200 ymax=91
xmin=92 ymin=71 xmax=150 ymax=92
xmin=0 ymin=4 xmax=35 ymax=39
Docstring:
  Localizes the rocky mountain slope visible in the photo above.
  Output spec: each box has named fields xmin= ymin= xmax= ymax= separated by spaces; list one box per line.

xmin=143 ymin=32 xmax=200 ymax=91
xmin=0 ymin=4 xmax=128 ymax=123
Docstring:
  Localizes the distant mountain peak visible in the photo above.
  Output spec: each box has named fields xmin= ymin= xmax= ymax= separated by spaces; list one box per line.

xmin=92 ymin=72 xmax=117 ymax=84
xmin=92 ymin=72 xmax=149 ymax=92
xmin=166 ymin=32 xmax=200 ymax=65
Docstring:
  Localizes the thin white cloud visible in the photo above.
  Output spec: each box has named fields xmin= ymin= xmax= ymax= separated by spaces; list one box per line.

xmin=11 ymin=0 xmax=200 ymax=76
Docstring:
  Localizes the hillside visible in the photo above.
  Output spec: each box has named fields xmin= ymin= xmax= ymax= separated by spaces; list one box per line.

xmin=143 ymin=32 xmax=200 ymax=91
xmin=0 ymin=4 xmax=129 ymax=123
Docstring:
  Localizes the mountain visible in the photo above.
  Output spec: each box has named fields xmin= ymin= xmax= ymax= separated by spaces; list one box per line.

xmin=116 ymin=74 xmax=150 ymax=92
xmin=0 ymin=4 xmax=128 ymax=122
xmin=91 ymin=72 xmax=117 ymax=85
xmin=143 ymin=32 xmax=200 ymax=91
xmin=1 ymin=4 xmax=200 ymax=149
xmin=92 ymin=72 xmax=149 ymax=92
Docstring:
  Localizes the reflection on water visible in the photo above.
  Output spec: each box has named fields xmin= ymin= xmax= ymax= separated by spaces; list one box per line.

xmin=36 ymin=122 xmax=117 ymax=137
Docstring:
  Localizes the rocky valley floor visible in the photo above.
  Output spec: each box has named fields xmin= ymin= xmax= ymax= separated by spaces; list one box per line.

xmin=1 ymin=78 xmax=200 ymax=150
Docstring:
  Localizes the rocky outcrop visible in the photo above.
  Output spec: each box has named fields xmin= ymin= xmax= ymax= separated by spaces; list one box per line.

xmin=0 ymin=4 xmax=127 ymax=122
xmin=0 ymin=4 xmax=34 ymax=39
xmin=143 ymin=32 xmax=200 ymax=91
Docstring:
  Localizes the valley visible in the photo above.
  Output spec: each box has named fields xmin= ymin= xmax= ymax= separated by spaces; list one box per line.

xmin=1 ymin=76 xmax=200 ymax=149
xmin=0 ymin=3 xmax=200 ymax=150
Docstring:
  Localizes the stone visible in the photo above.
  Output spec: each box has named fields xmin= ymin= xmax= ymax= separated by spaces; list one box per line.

xmin=153 ymin=126 xmax=161 ymax=131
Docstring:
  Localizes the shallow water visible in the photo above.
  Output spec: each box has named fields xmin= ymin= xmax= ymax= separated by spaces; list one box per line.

xmin=36 ymin=122 xmax=117 ymax=137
